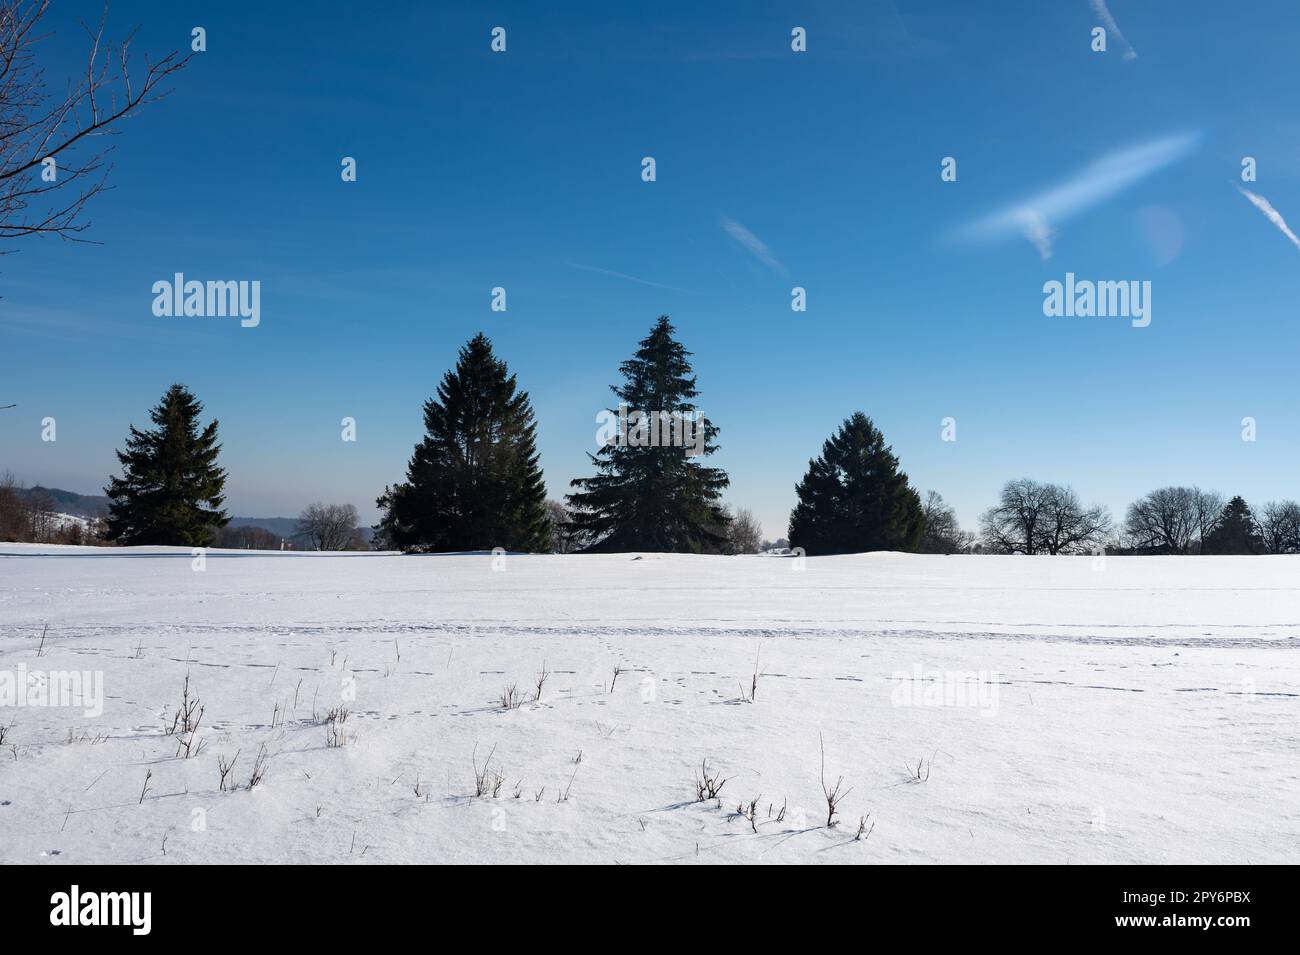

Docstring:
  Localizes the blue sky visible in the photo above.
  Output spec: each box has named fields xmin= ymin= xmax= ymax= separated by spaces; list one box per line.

xmin=4 ymin=0 xmax=1300 ymax=539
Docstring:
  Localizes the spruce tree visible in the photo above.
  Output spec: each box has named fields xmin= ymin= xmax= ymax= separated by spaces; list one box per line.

xmin=1202 ymin=496 xmax=1264 ymax=554
xmin=567 ymin=316 xmax=730 ymax=552
xmin=788 ymin=412 xmax=924 ymax=555
xmin=104 ymin=384 xmax=229 ymax=546
xmin=375 ymin=333 xmax=551 ymax=552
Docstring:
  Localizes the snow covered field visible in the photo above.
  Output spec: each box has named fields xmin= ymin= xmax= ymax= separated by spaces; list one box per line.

xmin=0 ymin=545 xmax=1296 ymax=864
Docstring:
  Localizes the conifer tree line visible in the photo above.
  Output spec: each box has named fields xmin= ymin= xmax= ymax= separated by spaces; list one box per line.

xmin=75 ymin=317 xmax=1300 ymax=557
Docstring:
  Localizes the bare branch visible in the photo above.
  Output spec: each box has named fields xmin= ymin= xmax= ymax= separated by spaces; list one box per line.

xmin=0 ymin=0 xmax=190 ymax=245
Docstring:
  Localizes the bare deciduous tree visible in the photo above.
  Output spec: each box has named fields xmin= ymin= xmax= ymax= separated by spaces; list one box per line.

xmin=919 ymin=490 xmax=965 ymax=554
xmin=724 ymin=506 xmax=762 ymax=555
xmin=1038 ymin=484 xmax=1111 ymax=555
xmin=1 ymin=1 xmax=190 ymax=248
xmin=1123 ymin=486 xmax=1224 ymax=554
xmin=1190 ymin=487 xmax=1224 ymax=552
xmin=1257 ymin=500 xmax=1300 ymax=554
xmin=980 ymin=479 xmax=1110 ymax=555
xmin=979 ymin=478 xmax=1052 ymax=554
xmin=296 ymin=502 xmax=363 ymax=550
xmin=1124 ymin=486 xmax=1198 ymax=554
xmin=0 ymin=471 xmax=76 ymax=542
xmin=545 ymin=498 xmax=585 ymax=553
xmin=0 ymin=470 xmax=28 ymax=539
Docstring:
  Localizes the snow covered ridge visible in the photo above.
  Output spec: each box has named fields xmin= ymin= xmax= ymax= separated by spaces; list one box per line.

xmin=0 ymin=550 xmax=1296 ymax=864
xmin=50 ymin=513 xmax=91 ymax=531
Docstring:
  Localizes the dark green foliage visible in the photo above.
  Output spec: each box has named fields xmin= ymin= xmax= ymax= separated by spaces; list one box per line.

xmin=375 ymin=333 xmax=551 ymax=552
xmin=567 ymin=316 xmax=730 ymax=552
xmin=788 ymin=412 xmax=924 ymax=555
xmin=104 ymin=384 xmax=229 ymax=546
xmin=1202 ymin=496 xmax=1265 ymax=555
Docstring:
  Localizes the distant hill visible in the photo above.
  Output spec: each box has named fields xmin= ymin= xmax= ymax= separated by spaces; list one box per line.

xmin=18 ymin=486 xmax=109 ymax=518
xmin=12 ymin=488 xmax=372 ymax=542
xmin=229 ymin=517 xmax=373 ymax=544
xmin=228 ymin=516 xmax=303 ymax=539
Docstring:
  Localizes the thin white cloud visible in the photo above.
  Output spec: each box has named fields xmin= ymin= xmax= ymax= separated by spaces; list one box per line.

xmin=566 ymin=262 xmax=692 ymax=292
xmin=952 ymin=131 xmax=1199 ymax=258
xmin=1016 ymin=209 xmax=1056 ymax=260
xmin=1237 ymin=187 xmax=1300 ymax=253
xmin=1089 ymin=0 xmax=1137 ymax=60
xmin=720 ymin=215 xmax=788 ymax=277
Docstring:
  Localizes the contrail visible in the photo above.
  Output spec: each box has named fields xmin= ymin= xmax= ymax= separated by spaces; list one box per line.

xmin=951 ymin=131 xmax=1199 ymax=258
xmin=567 ymin=263 xmax=693 ymax=293
xmin=1089 ymin=0 xmax=1137 ymax=60
xmin=720 ymin=215 xmax=788 ymax=277
xmin=1237 ymin=187 xmax=1300 ymax=253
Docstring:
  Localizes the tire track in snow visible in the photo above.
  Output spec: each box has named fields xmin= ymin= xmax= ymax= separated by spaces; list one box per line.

xmin=1 ymin=620 xmax=1295 ymax=650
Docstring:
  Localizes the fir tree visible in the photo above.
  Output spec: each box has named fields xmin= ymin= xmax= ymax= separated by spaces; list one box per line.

xmin=1202 ymin=496 xmax=1264 ymax=555
xmin=567 ymin=316 xmax=730 ymax=552
xmin=104 ymin=384 xmax=229 ymax=546
xmin=788 ymin=412 xmax=924 ymax=555
xmin=375 ymin=333 xmax=551 ymax=552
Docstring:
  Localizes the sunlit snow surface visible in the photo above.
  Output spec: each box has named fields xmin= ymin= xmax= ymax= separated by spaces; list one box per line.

xmin=0 ymin=545 xmax=1296 ymax=864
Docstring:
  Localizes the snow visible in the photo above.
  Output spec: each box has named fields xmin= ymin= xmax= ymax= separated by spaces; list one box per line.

xmin=0 ymin=544 xmax=1296 ymax=864
xmin=51 ymin=513 xmax=91 ymax=531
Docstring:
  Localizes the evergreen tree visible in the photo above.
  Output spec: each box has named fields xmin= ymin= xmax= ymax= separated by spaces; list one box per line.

xmin=375 ymin=333 xmax=551 ymax=552
xmin=104 ymin=384 xmax=229 ymax=546
xmin=788 ymin=412 xmax=924 ymax=555
xmin=567 ymin=316 xmax=730 ymax=552
xmin=1201 ymin=496 xmax=1264 ymax=554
